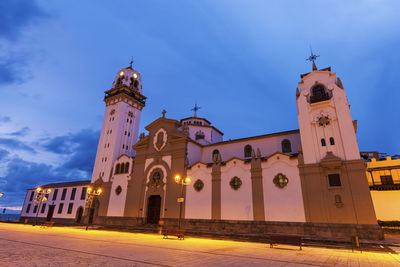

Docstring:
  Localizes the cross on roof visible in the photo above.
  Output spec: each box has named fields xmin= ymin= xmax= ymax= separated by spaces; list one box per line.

xmin=306 ymin=47 xmax=319 ymax=70
xmin=191 ymin=103 xmax=201 ymax=117
xmin=161 ymin=109 xmax=166 ymax=118
xmin=129 ymin=57 xmax=134 ymax=68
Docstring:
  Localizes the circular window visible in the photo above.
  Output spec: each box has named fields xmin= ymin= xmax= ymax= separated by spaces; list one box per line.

xmin=115 ymin=185 xmax=122 ymax=195
xmin=193 ymin=179 xmax=204 ymax=192
xmin=230 ymin=176 xmax=242 ymax=190
xmin=273 ymin=173 xmax=288 ymax=188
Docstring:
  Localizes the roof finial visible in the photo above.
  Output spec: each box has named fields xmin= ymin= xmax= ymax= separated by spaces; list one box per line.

xmin=306 ymin=46 xmax=319 ymax=71
xmin=162 ymin=109 xmax=166 ymax=118
xmin=191 ymin=103 xmax=201 ymax=117
xmin=129 ymin=57 xmax=134 ymax=68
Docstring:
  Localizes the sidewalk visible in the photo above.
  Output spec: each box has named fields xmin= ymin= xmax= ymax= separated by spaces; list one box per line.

xmin=0 ymin=222 xmax=399 ymax=266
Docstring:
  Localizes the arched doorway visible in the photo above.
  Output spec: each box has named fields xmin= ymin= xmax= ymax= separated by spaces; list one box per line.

xmin=75 ymin=206 xmax=83 ymax=223
xmin=146 ymin=195 xmax=161 ymax=224
xmin=88 ymin=198 xmax=100 ymax=225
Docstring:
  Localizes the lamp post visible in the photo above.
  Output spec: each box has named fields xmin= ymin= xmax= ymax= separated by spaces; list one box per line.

xmin=174 ymin=175 xmax=191 ymax=229
xmin=33 ymin=187 xmax=51 ymax=226
xmin=85 ymin=186 xmax=102 ymax=230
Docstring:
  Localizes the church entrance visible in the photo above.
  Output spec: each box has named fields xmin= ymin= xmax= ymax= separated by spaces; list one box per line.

xmin=46 ymin=205 xmax=55 ymax=222
xmin=146 ymin=195 xmax=161 ymax=224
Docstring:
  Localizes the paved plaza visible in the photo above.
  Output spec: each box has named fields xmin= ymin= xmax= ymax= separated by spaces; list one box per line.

xmin=0 ymin=223 xmax=399 ymax=266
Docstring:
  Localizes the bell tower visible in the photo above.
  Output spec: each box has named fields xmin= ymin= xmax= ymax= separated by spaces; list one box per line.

xmin=91 ymin=63 xmax=146 ymax=183
xmin=296 ymin=61 xmax=377 ymax=225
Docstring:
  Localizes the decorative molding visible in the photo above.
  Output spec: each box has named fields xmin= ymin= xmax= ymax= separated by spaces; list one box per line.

xmin=273 ymin=173 xmax=289 ymax=188
xmin=230 ymin=176 xmax=242 ymax=190
xmin=153 ymin=128 xmax=167 ymax=152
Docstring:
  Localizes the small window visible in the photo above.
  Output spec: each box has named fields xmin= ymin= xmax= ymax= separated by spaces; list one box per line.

xmin=127 ymin=118 xmax=129 ymax=123
xmin=121 ymin=163 xmax=125 ymax=173
xmin=58 ymin=203 xmax=64 ymax=214
xmin=328 ymin=174 xmax=341 ymax=187
xmin=122 ymin=144 xmax=125 ymax=149
xmin=29 ymin=191 xmax=34 ymax=202
xmin=80 ymin=187 xmax=87 ymax=200
xmin=26 ymin=204 xmax=31 ymax=213
xmin=125 ymin=162 xmax=129 ymax=173
xmin=195 ymin=131 xmax=205 ymax=140
xmin=70 ymin=188 xmax=76 ymax=200
xmin=130 ymin=120 xmax=132 ymax=124
xmin=329 ymin=137 xmax=335 ymax=145
xmin=61 ymin=189 xmax=67 ymax=200
xmin=128 ymin=132 xmax=130 ymax=137
xmin=67 ymin=203 xmax=73 ymax=214
xmin=244 ymin=145 xmax=252 ymax=158
xmin=321 ymin=138 xmax=326 ymax=146
xmin=380 ymin=175 xmax=393 ymax=185
xmin=52 ymin=189 xmax=58 ymax=201
xmin=41 ymin=203 xmax=46 ymax=213
xmin=125 ymin=131 xmax=127 ymax=135
xmin=115 ymin=163 xmax=120 ymax=174
xmin=212 ymin=149 xmax=220 ymax=161
xmin=33 ymin=205 xmax=38 ymax=213
xmin=281 ymin=139 xmax=292 ymax=153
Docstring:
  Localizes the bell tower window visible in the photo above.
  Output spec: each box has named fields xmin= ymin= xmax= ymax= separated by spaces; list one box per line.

xmin=310 ymin=84 xmax=330 ymax=103
xmin=195 ymin=130 xmax=205 ymax=140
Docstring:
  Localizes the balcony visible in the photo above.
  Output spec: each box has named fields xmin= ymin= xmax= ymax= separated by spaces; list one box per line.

xmin=104 ymin=88 xmax=146 ymax=105
xmin=310 ymin=92 xmax=330 ymax=103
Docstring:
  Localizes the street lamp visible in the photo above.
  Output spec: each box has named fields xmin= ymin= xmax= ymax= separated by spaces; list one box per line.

xmin=33 ymin=187 xmax=51 ymax=226
xmin=85 ymin=186 xmax=102 ymax=230
xmin=174 ymin=175 xmax=191 ymax=229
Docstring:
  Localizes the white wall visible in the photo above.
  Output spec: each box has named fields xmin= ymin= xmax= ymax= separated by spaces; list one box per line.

xmin=221 ymin=160 xmax=253 ymax=220
xmin=21 ymin=185 xmax=88 ymax=220
xmin=185 ymin=163 xmax=212 ymax=219
xmin=202 ymin=133 xmax=300 ymax=163
xmin=261 ymin=154 xmax=305 ymax=222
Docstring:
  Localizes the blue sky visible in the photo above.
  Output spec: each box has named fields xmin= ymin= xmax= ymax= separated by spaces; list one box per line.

xmin=0 ymin=0 xmax=399 ymax=211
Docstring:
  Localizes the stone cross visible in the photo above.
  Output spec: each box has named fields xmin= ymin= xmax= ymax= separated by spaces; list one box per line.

xmin=162 ymin=109 xmax=166 ymax=118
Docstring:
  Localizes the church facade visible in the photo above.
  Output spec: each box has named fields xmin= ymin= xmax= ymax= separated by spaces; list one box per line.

xmin=20 ymin=62 xmax=383 ymax=239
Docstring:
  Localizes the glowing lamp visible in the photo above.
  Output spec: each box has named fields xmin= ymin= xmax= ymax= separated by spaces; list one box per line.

xmin=87 ymin=187 xmax=92 ymax=193
xmin=36 ymin=187 xmax=42 ymax=193
xmin=133 ymin=73 xmax=138 ymax=79
xmin=96 ymin=188 xmax=102 ymax=195
xmin=119 ymin=71 xmax=124 ymax=76
xmin=174 ymin=175 xmax=181 ymax=183
xmin=184 ymin=177 xmax=191 ymax=185
xmin=46 ymin=189 xmax=52 ymax=194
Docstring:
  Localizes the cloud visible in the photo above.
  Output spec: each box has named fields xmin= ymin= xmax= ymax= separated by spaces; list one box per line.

xmin=0 ymin=138 xmax=36 ymax=153
xmin=0 ymin=148 xmax=9 ymax=160
xmin=41 ymin=129 xmax=100 ymax=174
xmin=0 ymin=128 xmax=99 ymax=208
xmin=9 ymin=127 xmax=30 ymax=137
xmin=0 ymin=115 xmax=11 ymax=123
xmin=0 ymin=0 xmax=48 ymax=85
xmin=0 ymin=0 xmax=47 ymax=41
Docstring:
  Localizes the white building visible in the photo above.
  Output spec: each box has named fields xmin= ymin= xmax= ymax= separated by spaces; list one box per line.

xmin=20 ymin=62 xmax=383 ymax=239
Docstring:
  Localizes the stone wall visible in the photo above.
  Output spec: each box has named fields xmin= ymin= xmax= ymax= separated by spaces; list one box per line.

xmin=19 ymin=215 xmax=384 ymax=240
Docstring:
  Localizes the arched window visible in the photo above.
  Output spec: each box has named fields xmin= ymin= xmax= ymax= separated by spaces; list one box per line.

xmin=312 ymin=85 xmax=325 ymax=96
xmin=212 ymin=149 xmax=220 ymax=161
xmin=244 ymin=145 xmax=252 ymax=157
xmin=281 ymin=139 xmax=292 ymax=153
xmin=125 ymin=162 xmax=129 ymax=173
xmin=321 ymin=138 xmax=326 ymax=147
xmin=330 ymin=137 xmax=335 ymax=145
xmin=115 ymin=163 xmax=120 ymax=174
xmin=120 ymin=163 xmax=125 ymax=173
xmin=134 ymin=80 xmax=138 ymax=88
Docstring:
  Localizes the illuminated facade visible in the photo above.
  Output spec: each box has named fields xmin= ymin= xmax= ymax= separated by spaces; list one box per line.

xmin=20 ymin=62 xmax=384 ymax=239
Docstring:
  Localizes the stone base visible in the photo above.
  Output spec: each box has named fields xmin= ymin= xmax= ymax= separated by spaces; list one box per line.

xmin=19 ymin=216 xmax=384 ymax=240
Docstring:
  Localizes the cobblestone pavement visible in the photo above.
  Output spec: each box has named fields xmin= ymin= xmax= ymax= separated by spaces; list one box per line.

xmin=0 ymin=223 xmax=399 ymax=266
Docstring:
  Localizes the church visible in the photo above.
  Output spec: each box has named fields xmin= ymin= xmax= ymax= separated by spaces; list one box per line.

xmin=20 ymin=60 xmax=384 ymax=240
